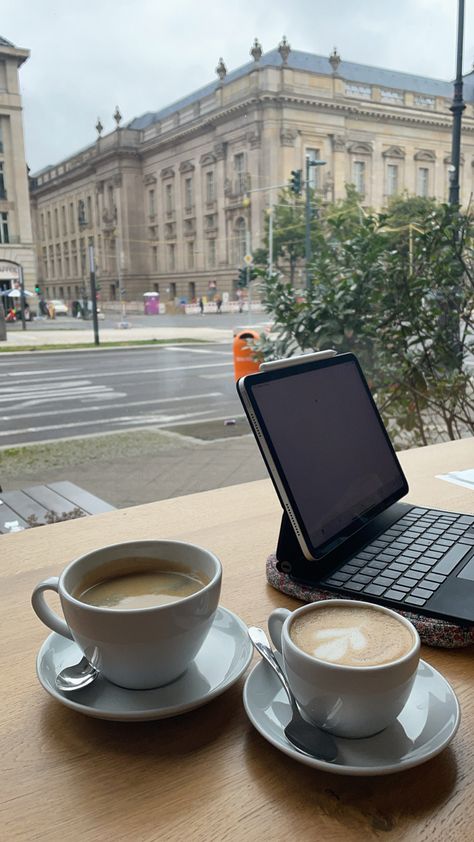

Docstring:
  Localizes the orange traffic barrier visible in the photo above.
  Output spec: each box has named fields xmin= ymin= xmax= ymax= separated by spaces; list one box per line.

xmin=233 ymin=329 xmax=260 ymax=381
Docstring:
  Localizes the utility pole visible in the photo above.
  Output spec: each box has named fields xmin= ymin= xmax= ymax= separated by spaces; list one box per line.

xmin=449 ymin=0 xmax=465 ymax=205
xmin=304 ymin=156 xmax=326 ymax=290
xmin=88 ymin=244 xmax=100 ymax=346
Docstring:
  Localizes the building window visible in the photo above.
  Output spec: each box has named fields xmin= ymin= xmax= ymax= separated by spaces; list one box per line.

xmin=206 ymin=171 xmax=215 ymax=202
xmin=165 ymin=183 xmax=174 ymax=214
xmin=64 ymin=244 xmax=70 ymax=277
xmin=417 ymin=167 xmax=430 ymax=198
xmin=167 ymin=243 xmax=175 ymax=271
xmin=40 ymin=213 xmax=45 ymax=241
xmin=0 ymin=122 xmax=3 ymax=153
xmin=61 ymin=205 xmax=67 ymax=235
xmin=69 ymin=203 xmax=75 ymax=233
xmin=42 ymin=246 xmax=47 ymax=278
xmin=148 ymin=189 xmax=155 ymax=216
xmin=0 ymin=212 xmax=9 ymax=243
xmin=235 ymin=217 xmax=246 ymax=264
xmin=87 ymin=196 xmax=93 ymax=226
xmin=306 ymin=148 xmax=321 ymax=190
xmin=208 ymin=238 xmax=216 ymax=268
xmin=151 ymin=245 xmax=158 ymax=271
xmin=234 ymin=153 xmax=246 ymax=193
xmin=386 ymin=164 xmax=399 ymax=196
xmin=184 ymin=178 xmax=193 ymax=212
xmin=0 ymin=162 xmax=6 ymax=199
xmin=353 ymin=161 xmax=366 ymax=195
xmin=47 ymin=211 xmax=52 ymax=239
xmin=187 ymin=240 xmax=194 ymax=269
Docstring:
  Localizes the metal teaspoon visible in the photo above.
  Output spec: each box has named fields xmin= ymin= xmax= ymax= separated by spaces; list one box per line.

xmin=248 ymin=626 xmax=338 ymax=762
xmin=55 ymin=655 xmax=99 ymax=693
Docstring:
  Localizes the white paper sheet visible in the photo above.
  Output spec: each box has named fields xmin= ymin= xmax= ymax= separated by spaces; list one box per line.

xmin=436 ymin=469 xmax=474 ymax=491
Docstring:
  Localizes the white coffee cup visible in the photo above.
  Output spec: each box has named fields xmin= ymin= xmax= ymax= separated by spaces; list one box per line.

xmin=268 ymin=599 xmax=420 ymax=738
xmin=32 ymin=540 xmax=222 ymax=690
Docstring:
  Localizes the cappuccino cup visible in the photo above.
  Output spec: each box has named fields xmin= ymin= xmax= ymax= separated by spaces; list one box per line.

xmin=268 ymin=599 xmax=420 ymax=738
xmin=32 ymin=540 xmax=221 ymax=690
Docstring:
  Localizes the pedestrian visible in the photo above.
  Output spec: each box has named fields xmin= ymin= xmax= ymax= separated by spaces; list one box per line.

xmin=199 ymin=297 xmax=204 ymax=315
xmin=216 ymin=295 xmax=222 ymax=313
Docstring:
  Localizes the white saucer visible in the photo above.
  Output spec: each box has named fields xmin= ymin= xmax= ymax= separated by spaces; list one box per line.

xmin=243 ymin=658 xmax=460 ymax=776
xmin=37 ymin=606 xmax=252 ymax=721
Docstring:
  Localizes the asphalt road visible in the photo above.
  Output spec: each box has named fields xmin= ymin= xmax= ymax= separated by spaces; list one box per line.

xmin=0 ymin=343 xmax=244 ymax=447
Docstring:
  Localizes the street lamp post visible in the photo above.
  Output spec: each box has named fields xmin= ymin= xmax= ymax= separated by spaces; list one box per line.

xmin=449 ymin=0 xmax=465 ymax=206
xmin=305 ymin=156 xmax=326 ymax=290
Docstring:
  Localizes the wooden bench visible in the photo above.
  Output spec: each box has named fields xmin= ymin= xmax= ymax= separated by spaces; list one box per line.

xmin=0 ymin=481 xmax=115 ymax=534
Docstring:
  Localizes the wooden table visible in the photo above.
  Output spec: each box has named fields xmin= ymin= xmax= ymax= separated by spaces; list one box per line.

xmin=1 ymin=438 xmax=473 ymax=841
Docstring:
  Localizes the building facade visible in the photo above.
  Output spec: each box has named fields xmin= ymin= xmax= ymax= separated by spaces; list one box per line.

xmin=0 ymin=35 xmax=36 ymax=293
xmin=29 ymin=39 xmax=474 ymax=305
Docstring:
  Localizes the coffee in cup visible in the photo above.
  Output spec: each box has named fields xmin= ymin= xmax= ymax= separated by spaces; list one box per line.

xmin=32 ymin=540 xmax=221 ymax=690
xmin=73 ymin=557 xmax=209 ymax=610
xmin=268 ymin=599 xmax=420 ymax=738
xmin=289 ymin=602 xmax=414 ymax=667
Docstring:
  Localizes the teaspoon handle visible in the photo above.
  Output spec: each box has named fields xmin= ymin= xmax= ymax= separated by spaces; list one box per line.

xmin=248 ymin=626 xmax=298 ymax=714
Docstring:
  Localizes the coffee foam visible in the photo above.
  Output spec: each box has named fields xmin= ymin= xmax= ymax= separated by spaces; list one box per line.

xmin=290 ymin=605 xmax=414 ymax=667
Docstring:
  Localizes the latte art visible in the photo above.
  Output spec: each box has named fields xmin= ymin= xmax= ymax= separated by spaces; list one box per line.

xmin=290 ymin=604 xmax=414 ymax=667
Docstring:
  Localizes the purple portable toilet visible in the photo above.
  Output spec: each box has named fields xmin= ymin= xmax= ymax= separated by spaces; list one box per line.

xmin=144 ymin=292 xmax=159 ymax=315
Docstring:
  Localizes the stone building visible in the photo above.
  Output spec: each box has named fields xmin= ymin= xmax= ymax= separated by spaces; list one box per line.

xmin=0 ymin=35 xmax=36 ymax=294
xmin=29 ymin=38 xmax=474 ymax=305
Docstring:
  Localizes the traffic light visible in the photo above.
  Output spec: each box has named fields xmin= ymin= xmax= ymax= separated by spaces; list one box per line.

xmin=35 ymin=284 xmax=41 ymax=295
xmin=237 ymin=268 xmax=247 ymax=288
xmin=290 ymin=169 xmax=302 ymax=194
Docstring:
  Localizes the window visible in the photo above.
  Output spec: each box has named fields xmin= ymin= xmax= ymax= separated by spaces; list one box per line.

xmin=47 ymin=211 xmax=52 ymax=239
xmin=187 ymin=240 xmax=194 ymax=269
xmin=0 ymin=121 xmax=3 ymax=153
xmin=61 ymin=205 xmax=67 ymax=235
xmin=42 ymin=246 xmax=47 ymax=278
xmin=56 ymin=244 xmax=62 ymax=277
xmin=54 ymin=208 xmax=59 ymax=237
xmin=151 ymin=245 xmax=158 ymax=271
xmin=235 ymin=217 xmax=246 ymax=264
xmin=417 ymin=167 xmax=429 ymax=198
xmin=353 ymin=161 xmax=365 ymax=195
xmin=87 ymin=196 xmax=93 ymax=226
xmin=234 ymin=153 xmax=245 ymax=193
xmin=387 ymin=164 xmax=399 ymax=196
xmin=184 ymin=178 xmax=193 ymax=212
xmin=306 ymin=148 xmax=321 ymax=190
xmin=148 ymin=189 xmax=155 ymax=216
xmin=40 ymin=213 xmax=45 ymax=241
xmin=0 ymin=212 xmax=9 ymax=243
xmin=0 ymin=162 xmax=6 ymax=199
xmin=167 ymin=243 xmax=175 ymax=271
xmin=206 ymin=171 xmax=215 ymax=202
xmin=69 ymin=202 xmax=75 ymax=233
xmin=208 ymin=238 xmax=216 ymax=268
xmin=107 ymin=184 xmax=114 ymax=211
xmin=64 ymin=243 xmax=70 ymax=277
xmin=165 ymin=183 xmax=174 ymax=214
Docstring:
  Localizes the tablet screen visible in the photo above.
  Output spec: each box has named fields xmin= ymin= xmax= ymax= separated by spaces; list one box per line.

xmin=241 ymin=354 xmax=407 ymax=557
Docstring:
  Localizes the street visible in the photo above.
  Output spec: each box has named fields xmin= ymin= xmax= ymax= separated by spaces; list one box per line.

xmin=0 ymin=342 xmax=244 ymax=447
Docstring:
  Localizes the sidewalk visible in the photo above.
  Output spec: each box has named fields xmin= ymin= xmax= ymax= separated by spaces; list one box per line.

xmin=0 ymin=324 xmax=234 ymax=348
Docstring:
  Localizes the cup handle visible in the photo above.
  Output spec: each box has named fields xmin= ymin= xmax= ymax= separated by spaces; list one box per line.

xmin=268 ymin=608 xmax=291 ymax=652
xmin=31 ymin=577 xmax=73 ymax=640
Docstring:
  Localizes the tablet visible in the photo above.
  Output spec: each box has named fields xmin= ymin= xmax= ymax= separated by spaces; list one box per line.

xmin=237 ymin=352 xmax=408 ymax=561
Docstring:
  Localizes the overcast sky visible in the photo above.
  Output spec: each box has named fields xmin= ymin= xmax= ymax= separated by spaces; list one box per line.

xmin=5 ymin=0 xmax=474 ymax=173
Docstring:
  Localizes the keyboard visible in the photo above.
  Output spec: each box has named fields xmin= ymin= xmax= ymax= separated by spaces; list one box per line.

xmin=322 ymin=507 xmax=474 ymax=608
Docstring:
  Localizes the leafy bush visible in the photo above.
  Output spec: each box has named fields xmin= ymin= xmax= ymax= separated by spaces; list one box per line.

xmin=254 ymin=193 xmax=474 ymax=447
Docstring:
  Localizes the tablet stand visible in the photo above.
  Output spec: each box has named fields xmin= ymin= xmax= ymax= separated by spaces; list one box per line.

xmin=276 ymin=512 xmax=335 ymax=583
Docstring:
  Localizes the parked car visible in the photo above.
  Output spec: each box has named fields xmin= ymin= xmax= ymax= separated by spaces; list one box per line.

xmin=47 ymin=299 xmax=69 ymax=316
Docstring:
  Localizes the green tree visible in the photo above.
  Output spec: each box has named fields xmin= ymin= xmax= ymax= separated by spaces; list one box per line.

xmin=255 ymin=195 xmax=474 ymax=447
